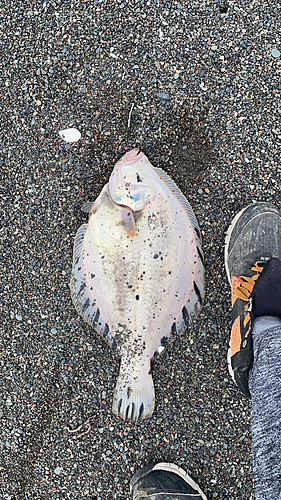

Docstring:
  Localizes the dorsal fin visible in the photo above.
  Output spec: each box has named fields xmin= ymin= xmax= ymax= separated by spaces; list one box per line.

xmin=154 ymin=166 xmax=201 ymax=238
xmin=81 ymin=201 xmax=95 ymax=213
xmin=154 ymin=166 xmax=204 ymax=332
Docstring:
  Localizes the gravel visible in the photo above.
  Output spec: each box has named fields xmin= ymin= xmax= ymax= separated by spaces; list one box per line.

xmin=1 ymin=0 xmax=280 ymax=499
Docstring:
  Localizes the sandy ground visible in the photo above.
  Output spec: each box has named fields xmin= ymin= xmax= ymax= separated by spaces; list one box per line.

xmin=1 ymin=0 xmax=280 ymax=498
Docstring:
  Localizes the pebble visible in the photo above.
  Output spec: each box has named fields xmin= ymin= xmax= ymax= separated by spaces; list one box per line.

xmin=271 ymin=49 xmax=280 ymax=58
xmin=59 ymin=128 xmax=81 ymax=143
xmin=156 ymin=93 xmax=170 ymax=100
xmin=54 ymin=467 xmax=63 ymax=475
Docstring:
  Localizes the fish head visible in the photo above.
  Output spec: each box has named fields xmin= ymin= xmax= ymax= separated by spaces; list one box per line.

xmin=109 ymin=149 xmax=158 ymax=211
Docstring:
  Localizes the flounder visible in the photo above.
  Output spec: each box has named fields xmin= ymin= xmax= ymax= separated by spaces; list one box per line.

xmin=70 ymin=149 xmax=204 ymax=421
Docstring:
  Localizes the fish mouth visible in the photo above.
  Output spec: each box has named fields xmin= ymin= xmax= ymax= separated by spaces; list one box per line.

xmin=109 ymin=148 xmax=157 ymax=211
xmin=119 ymin=203 xmax=136 ymax=212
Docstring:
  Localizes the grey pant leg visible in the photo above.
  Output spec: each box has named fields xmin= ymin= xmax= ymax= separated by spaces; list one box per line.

xmin=249 ymin=319 xmax=281 ymax=500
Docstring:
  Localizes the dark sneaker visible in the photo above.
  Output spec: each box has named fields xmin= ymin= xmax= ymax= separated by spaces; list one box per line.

xmin=225 ymin=202 xmax=281 ymax=398
xmin=130 ymin=462 xmax=207 ymax=500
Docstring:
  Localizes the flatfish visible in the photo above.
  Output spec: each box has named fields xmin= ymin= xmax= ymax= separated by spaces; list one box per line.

xmin=70 ymin=149 xmax=204 ymax=421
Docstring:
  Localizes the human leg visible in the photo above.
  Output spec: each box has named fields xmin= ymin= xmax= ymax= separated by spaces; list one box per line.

xmin=249 ymin=321 xmax=281 ymax=500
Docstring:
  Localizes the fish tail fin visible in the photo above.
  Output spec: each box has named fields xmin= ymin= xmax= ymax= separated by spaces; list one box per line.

xmin=112 ymin=364 xmax=155 ymax=421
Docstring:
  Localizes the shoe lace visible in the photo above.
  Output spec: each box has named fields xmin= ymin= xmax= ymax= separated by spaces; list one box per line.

xmin=235 ymin=263 xmax=264 ymax=327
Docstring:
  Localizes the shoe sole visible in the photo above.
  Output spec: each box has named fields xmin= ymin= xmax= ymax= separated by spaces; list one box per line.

xmin=130 ymin=462 xmax=208 ymax=499
xmin=227 ymin=338 xmax=235 ymax=385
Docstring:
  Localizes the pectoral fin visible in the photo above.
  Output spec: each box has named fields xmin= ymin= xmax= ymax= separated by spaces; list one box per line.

xmin=121 ymin=209 xmax=136 ymax=237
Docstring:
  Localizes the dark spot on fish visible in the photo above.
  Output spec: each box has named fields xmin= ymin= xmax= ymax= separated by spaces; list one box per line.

xmin=168 ymin=271 xmax=171 ymax=274
xmin=138 ymin=403 xmax=144 ymax=419
xmin=127 ymin=387 xmax=132 ymax=399
xmin=131 ymin=402 xmax=135 ymax=420
xmin=93 ymin=308 xmax=100 ymax=325
xmin=125 ymin=405 xmax=130 ymax=420
xmin=154 ymin=254 xmax=159 ymax=259
xmin=118 ymin=399 xmax=122 ymax=415
xmin=78 ymin=267 xmax=81 ymax=271
xmin=78 ymin=282 xmax=86 ymax=294
xmin=197 ymin=246 xmax=204 ymax=264
xmin=128 ymin=284 xmax=132 ymax=289
xmin=91 ymin=273 xmax=95 ymax=279
xmin=193 ymin=281 xmax=203 ymax=306
xmin=136 ymin=173 xmax=142 ymax=182
xmin=136 ymin=295 xmax=139 ymax=301
xmin=161 ymin=336 xmax=168 ymax=346
xmin=103 ymin=324 xmax=111 ymax=338
xmin=194 ymin=226 xmax=201 ymax=239
xmin=75 ymin=256 xmax=79 ymax=265
xmin=182 ymin=306 xmax=190 ymax=326
xmin=82 ymin=298 xmax=90 ymax=313
xmin=171 ymin=322 xmax=177 ymax=336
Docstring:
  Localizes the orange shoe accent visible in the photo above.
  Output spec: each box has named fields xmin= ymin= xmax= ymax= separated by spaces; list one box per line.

xmin=238 ymin=280 xmax=253 ymax=293
xmin=235 ymin=272 xmax=260 ymax=302
xmin=240 ymin=276 xmax=256 ymax=285
xmin=235 ymin=287 xmax=250 ymax=301
xmin=251 ymin=264 xmax=263 ymax=273
xmin=243 ymin=313 xmax=251 ymax=328
xmin=252 ymin=274 xmax=260 ymax=281
xmin=231 ymin=316 xmax=242 ymax=356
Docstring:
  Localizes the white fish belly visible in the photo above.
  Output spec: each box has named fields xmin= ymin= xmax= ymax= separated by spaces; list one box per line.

xmin=79 ymin=189 xmax=201 ymax=359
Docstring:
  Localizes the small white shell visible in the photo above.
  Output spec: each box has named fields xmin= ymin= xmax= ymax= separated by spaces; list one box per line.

xmin=59 ymin=128 xmax=81 ymax=143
